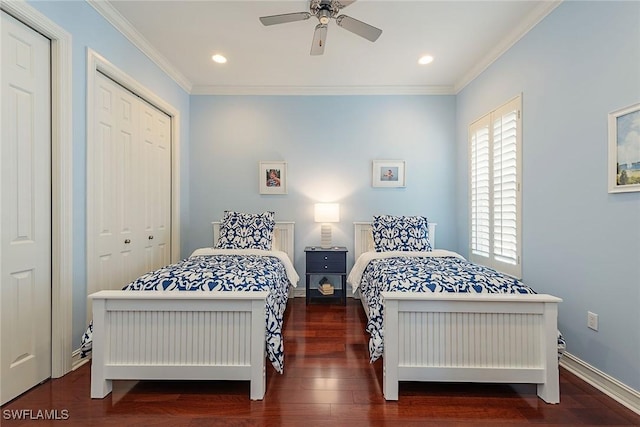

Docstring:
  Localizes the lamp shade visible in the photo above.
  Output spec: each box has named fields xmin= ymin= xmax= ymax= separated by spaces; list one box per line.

xmin=314 ymin=203 xmax=340 ymax=223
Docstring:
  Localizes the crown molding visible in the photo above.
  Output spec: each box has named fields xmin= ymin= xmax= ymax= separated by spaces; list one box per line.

xmin=453 ymin=0 xmax=562 ymax=93
xmin=190 ymin=85 xmax=455 ymax=96
xmin=87 ymin=0 xmax=192 ymax=93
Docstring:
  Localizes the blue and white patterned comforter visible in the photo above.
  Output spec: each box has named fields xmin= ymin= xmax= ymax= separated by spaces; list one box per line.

xmin=81 ymin=249 xmax=299 ymax=373
xmin=347 ymin=250 xmax=566 ymax=362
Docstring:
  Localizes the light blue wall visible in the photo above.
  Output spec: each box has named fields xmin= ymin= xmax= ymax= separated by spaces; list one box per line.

xmin=23 ymin=0 xmax=639 ymax=393
xmin=188 ymin=95 xmax=457 ymax=275
xmin=456 ymin=1 xmax=640 ymax=390
xmin=27 ymin=0 xmax=191 ymax=348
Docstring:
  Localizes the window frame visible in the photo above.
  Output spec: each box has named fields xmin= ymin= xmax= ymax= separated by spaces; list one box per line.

xmin=468 ymin=95 xmax=522 ymax=279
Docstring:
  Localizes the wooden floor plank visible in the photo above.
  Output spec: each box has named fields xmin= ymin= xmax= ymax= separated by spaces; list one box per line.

xmin=1 ymin=298 xmax=638 ymax=426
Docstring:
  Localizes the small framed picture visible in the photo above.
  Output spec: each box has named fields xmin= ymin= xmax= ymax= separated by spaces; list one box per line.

xmin=259 ymin=161 xmax=287 ymax=195
xmin=608 ymin=103 xmax=640 ymax=193
xmin=372 ymin=160 xmax=406 ymax=188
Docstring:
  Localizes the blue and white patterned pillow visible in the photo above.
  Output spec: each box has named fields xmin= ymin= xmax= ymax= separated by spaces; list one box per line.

xmin=215 ymin=211 xmax=275 ymax=250
xmin=372 ymin=215 xmax=432 ymax=252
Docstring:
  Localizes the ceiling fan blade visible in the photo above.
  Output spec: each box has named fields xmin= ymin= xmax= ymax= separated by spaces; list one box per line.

xmin=335 ymin=0 xmax=357 ymax=9
xmin=259 ymin=12 xmax=311 ymax=26
xmin=336 ymin=15 xmax=382 ymax=42
xmin=310 ymin=24 xmax=328 ymax=56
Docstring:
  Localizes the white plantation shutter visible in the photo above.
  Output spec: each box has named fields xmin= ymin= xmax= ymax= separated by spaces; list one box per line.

xmin=469 ymin=96 xmax=522 ymax=278
xmin=470 ymin=117 xmax=491 ymax=258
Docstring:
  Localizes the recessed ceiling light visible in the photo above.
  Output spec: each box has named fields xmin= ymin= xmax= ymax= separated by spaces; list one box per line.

xmin=211 ymin=54 xmax=227 ymax=64
xmin=418 ymin=55 xmax=434 ymax=65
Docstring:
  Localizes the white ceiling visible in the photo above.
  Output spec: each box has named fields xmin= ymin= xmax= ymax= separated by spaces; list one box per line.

xmin=92 ymin=0 xmax=560 ymax=95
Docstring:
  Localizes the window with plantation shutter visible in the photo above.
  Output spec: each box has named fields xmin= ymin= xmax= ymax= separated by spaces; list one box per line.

xmin=469 ymin=96 xmax=522 ymax=278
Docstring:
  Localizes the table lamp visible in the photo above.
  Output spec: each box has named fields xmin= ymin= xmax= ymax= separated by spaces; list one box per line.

xmin=314 ymin=203 xmax=340 ymax=248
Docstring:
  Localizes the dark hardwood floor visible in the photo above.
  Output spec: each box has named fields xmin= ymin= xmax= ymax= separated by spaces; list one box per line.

xmin=2 ymin=298 xmax=639 ymax=426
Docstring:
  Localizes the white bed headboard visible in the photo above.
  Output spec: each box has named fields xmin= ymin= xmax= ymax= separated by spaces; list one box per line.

xmin=353 ymin=221 xmax=437 ymax=260
xmin=212 ymin=221 xmax=295 ymax=262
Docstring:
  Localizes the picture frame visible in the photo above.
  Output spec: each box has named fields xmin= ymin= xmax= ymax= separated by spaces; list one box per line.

xmin=608 ymin=103 xmax=640 ymax=193
xmin=372 ymin=160 xmax=406 ymax=188
xmin=259 ymin=161 xmax=287 ymax=195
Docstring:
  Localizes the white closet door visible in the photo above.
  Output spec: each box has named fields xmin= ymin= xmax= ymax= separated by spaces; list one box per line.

xmin=1 ymin=11 xmax=52 ymax=405
xmin=88 ymin=72 xmax=171 ymax=318
xmin=140 ymin=100 xmax=171 ymax=272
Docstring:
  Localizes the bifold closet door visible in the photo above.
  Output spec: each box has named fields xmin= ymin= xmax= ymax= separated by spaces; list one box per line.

xmin=139 ymin=98 xmax=171 ymax=273
xmin=89 ymin=72 xmax=171 ymax=314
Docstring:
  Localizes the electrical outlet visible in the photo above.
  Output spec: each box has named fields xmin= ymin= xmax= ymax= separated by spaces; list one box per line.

xmin=587 ymin=311 xmax=599 ymax=331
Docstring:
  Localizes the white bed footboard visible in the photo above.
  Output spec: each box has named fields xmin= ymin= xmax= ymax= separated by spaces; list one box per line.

xmin=381 ymin=292 xmax=562 ymax=403
xmin=89 ymin=290 xmax=269 ymax=400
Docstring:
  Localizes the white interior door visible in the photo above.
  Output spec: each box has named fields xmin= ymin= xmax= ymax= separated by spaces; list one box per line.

xmin=88 ymin=72 xmax=172 ymax=320
xmin=1 ymin=11 xmax=52 ymax=405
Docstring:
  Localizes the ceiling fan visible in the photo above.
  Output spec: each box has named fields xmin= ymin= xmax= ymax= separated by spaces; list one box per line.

xmin=259 ymin=0 xmax=382 ymax=55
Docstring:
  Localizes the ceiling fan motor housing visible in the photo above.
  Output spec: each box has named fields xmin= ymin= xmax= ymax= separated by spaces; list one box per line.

xmin=311 ymin=0 xmax=340 ymax=23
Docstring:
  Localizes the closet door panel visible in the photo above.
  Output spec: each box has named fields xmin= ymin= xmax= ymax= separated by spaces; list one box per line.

xmin=91 ymin=74 xmax=122 ymax=299
xmin=140 ymin=101 xmax=171 ymax=272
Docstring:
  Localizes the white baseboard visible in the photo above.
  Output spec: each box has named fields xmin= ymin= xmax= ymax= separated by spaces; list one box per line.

xmin=293 ymin=290 xmax=357 ymax=299
xmin=560 ymin=351 xmax=640 ymax=415
xmin=71 ymin=348 xmax=90 ymax=371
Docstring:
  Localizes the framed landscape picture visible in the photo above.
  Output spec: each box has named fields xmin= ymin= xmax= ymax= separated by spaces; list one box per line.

xmin=608 ymin=103 xmax=640 ymax=193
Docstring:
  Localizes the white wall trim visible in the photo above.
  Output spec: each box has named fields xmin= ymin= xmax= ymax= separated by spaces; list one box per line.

xmin=560 ymin=352 xmax=640 ymax=415
xmin=190 ymin=85 xmax=456 ymax=96
xmin=86 ymin=0 xmax=192 ymax=93
xmin=1 ymin=0 xmax=74 ymax=379
xmin=86 ymin=48 xmax=182 ymax=296
xmin=71 ymin=349 xmax=90 ymax=371
xmin=453 ymin=1 xmax=562 ymax=93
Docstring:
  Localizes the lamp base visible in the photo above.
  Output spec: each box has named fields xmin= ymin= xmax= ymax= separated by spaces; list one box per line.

xmin=320 ymin=224 xmax=332 ymax=248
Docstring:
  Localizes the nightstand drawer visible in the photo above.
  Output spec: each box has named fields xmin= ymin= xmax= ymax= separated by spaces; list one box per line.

xmin=306 ymin=252 xmax=345 ymax=272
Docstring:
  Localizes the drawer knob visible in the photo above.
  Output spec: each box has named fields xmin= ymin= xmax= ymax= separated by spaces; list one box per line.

xmin=324 ymin=266 xmax=328 ymax=269
xmin=324 ymin=256 xmax=328 ymax=260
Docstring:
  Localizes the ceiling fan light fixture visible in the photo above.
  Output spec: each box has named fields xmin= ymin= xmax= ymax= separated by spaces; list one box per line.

xmin=418 ymin=55 xmax=434 ymax=65
xmin=318 ymin=9 xmax=331 ymax=24
xmin=211 ymin=54 xmax=227 ymax=64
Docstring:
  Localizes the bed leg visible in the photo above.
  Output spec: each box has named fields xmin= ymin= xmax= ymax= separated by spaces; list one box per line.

xmin=249 ymin=299 xmax=266 ymax=400
xmin=537 ymin=301 xmax=560 ymax=404
xmin=250 ymin=365 xmax=266 ymax=400
xmin=90 ymin=368 xmax=112 ymax=399
xmin=90 ymin=299 xmax=112 ymax=398
xmin=537 ymin=380 xmax=559 ymax=404
xmin=383 ymin=299 xmax=399 ymax=401
xmin=383 ymin=365 xmax=399 ymax=400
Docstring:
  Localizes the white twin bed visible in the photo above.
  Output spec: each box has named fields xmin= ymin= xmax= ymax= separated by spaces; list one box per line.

xmin=348 ymin=219 xmax=563 ymax=403
xmin=88 ymin=212 xmax=562 ymax=405
xmin=89 ymin=218 xmax=296 ymax=401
